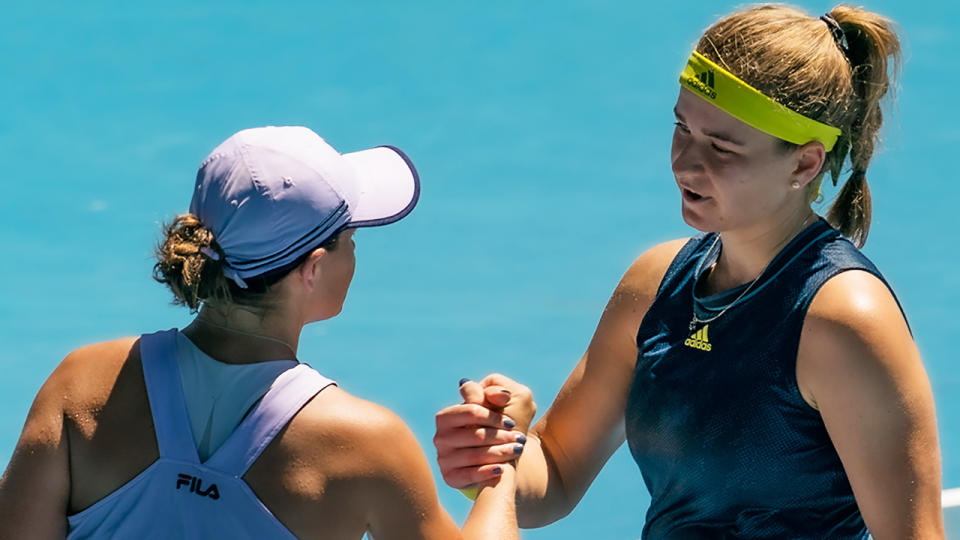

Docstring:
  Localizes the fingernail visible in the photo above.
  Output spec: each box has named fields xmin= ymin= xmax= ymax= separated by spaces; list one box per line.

xmin=513 ymin=444 xmax=524 ymax=454
xmin=504 ymin=418 xmax=516 ymax=428
xmin=500 ymin=389 xmax=511 ymax=396
xmin=458 ymin=378 xmax=470 ymax=387
xmin=516 ymin=433 xmax=527 ymax=444
xmin=493 ymin=466 xmax=503 ymax=475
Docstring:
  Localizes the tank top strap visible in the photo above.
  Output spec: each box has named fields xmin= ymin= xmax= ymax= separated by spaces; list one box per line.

xmin=654 ymin=233 xmax=715 ymax=297
xmin=139 ymin=329 xmax=201 ymax=463
xmin=203 ymin=364 xmax=335 ymax=477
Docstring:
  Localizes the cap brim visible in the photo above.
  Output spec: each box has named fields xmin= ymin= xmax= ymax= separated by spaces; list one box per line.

xmin=341 ymin=145 xmax=420 ymax=228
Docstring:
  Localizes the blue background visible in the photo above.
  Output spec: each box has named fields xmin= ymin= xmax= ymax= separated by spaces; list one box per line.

xmin=1 ymin=1 xmax=957 ymax=538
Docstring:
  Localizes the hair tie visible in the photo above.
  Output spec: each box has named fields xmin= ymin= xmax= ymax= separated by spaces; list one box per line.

xmin=200 ymin=241 xmax=247 ymax=288
xmin=200 ymin=247 xmax=248 ymax=289
xmin=200 ymin=246 xmax=221 ymax=261
xmin=221 ymin=265 xmax=249 ymax=289
xmin=820 ymin=14 xmax=848 ymax=55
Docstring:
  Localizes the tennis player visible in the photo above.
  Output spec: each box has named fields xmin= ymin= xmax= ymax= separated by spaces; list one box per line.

xmin=433 ymin=5 xmax=943 ymax=538
xmin=0 ymin=126 xmax=533 ymax=539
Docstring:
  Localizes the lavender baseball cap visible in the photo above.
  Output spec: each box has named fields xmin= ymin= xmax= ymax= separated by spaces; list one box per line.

xmin=189 ymin=126 xmax=420 ymax=288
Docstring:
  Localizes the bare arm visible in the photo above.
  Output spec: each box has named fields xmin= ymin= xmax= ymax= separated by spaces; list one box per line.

xmin=515 ymin=240 xmax=684 ymax=526
xmin=0 ymin=363 xmax=72 ymax=539
xmin=434 ymin=240 xmax=685 ymax=528
xmin=798 ymin=270 xmax=943 ymax=539
xmin=364 ymin=403 xmax=522 ymax=540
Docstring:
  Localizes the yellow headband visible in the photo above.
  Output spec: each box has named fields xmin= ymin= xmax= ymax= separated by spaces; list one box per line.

xmin=679 ymin=51 xmax=841 ymax=151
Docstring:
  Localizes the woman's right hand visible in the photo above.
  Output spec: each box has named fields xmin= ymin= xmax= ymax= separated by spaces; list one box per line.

xmin=433 ymin=374 xmax=536 ymax=489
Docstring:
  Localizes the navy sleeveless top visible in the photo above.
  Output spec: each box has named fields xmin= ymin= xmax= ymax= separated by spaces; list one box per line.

xmin=626 ymin=219 xmax=896 ymax=539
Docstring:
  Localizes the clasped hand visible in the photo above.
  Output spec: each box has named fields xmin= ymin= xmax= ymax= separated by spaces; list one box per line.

xmin=433 ymin=374 xmax=536 ymax=489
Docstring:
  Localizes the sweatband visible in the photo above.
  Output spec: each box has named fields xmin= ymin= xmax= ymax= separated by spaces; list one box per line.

xmin=680 ymin=51 xmax=842 ymax=151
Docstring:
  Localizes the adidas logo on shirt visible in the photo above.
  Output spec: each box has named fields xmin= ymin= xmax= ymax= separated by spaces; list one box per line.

xmin=684 ymin=324 xmax=713 ymax=352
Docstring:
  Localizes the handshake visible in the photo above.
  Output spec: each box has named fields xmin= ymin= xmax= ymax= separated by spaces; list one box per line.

xmin=433 ymin=374 xmax=536 ymax=490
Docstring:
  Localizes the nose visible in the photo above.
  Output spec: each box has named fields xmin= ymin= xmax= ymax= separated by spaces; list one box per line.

xmin=671 ymin=134 xmax=705 ymax=177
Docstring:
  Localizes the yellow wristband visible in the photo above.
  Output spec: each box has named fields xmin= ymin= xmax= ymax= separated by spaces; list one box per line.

xmin=458 ymin=487 xmax=479 ymax=501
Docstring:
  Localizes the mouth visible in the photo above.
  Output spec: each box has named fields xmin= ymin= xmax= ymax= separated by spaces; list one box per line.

xmin=681 ymin=187 xmax=707 ymax=202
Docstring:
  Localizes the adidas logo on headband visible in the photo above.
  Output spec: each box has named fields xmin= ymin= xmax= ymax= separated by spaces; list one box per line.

xmin=685 ymin=68 xmax=718 ymax=100
xmin=697 ymin=70 xmax=715 ymax=89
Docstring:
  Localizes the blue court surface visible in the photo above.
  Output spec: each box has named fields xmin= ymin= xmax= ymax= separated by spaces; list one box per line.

xmin=1 ymin=2 xmax=957 ymax=538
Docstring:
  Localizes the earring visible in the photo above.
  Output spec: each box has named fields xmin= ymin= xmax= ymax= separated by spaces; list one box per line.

xmin=791 ymin=181 xmax=801 ymax=189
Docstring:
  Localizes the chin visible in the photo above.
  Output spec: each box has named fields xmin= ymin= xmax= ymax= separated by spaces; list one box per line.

xmin=680 ymin=200 xmax=732 ymax=234
xmin=681 ymin=205 xmax=714 ymax=233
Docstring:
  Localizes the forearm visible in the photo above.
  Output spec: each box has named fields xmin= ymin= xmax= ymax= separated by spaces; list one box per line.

xmin=461 ymin=464 xmax=518 ymax=540
xmin=513 ymin=435 xmax=576 ymax=528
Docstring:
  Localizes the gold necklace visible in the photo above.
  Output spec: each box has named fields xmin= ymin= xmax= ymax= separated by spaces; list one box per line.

xmin=688 ymin=214 xmax=817 ymax=333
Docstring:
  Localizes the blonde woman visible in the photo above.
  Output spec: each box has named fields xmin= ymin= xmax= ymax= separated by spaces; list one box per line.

xmin=434 ymin=6 xmax=943 ymax=539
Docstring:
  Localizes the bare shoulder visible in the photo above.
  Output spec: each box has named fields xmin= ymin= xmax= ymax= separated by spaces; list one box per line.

xmin=294 ymin=386 xmax=413 ymax=439
xmin=797 ymin=270 xmax=917 ymax=409
xmin=59 ymin=337 xmax=140 ymax=373
xmin=54 ymin=337 xmax=140 ymax=414
xmin=802 ymin=270 xmax=910 ymax=359
xmin=279 ymin=387 xmax=444 ymax=522
xmin=285 ymin=386 xmax=429 ymax=472
xmin=1 ymin=337 xmax=137 ymax=456
xmin=806 ymin=270 xmax=904 ymax=328
xmin=622 ymin=239 xmax=689 ymax=289
xmin=608 ymin=238 xmax=688 ymax=316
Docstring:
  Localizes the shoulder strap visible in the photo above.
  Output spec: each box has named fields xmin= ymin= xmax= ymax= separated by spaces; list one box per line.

xmin=203 ymin=364 xmax=335 ymax=476
xmin=139 ymin=329 xmax=200 ymax=463
xmin=655 ymin=233 xmax=713 ymax=297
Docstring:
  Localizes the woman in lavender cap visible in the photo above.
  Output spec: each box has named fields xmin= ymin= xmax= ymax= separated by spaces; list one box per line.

xmin=0 ymin=126 xmax=533 ymax=539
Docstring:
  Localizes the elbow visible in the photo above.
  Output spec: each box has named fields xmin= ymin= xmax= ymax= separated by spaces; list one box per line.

xmin=517 ymin=502 xmax=575 ymax=529
xmin=515 ymin=448 xmax=578 ymax=528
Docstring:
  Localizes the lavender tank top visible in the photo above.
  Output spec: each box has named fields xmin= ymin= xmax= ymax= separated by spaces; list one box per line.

xmin=66 ymin=329 xmax=336 ymax=539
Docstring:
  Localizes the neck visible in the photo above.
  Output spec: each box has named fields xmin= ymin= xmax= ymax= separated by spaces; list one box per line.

xmin=708 ymin=208 xmax=817 ymax=293
xmin=182 ymin=305 xmax=303 ymax=364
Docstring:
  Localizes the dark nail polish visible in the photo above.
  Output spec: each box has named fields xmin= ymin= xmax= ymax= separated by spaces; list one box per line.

xmin=513 ymin=444 xmax=524 ymax=454
xmin=500 ymin=388 xmax=511 ymax=396
xmin=493 ymin=466 xmax=503 ymax=475
xmin=504 ymin=418 xmax=516 ymax=428
xmin=516 ymin=434 xmax=527 ymax=444
xmin=459 ymin=378 xmax=470 ymax=387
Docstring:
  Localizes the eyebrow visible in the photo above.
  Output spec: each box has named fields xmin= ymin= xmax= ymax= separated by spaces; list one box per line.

xmin=674 ymin=107 xmax=746 ymax=146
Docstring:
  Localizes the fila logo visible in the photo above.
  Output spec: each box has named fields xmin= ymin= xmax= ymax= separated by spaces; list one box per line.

xmin=176 ymin=473 xmax=221 ymax=500
xmin=683 ymin=69 xmax=718 ymax=100
xmin=684 ymin=324 xmax=713 ymax=352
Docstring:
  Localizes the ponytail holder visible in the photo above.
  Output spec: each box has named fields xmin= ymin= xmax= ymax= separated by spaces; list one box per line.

xmin=221 ymin=265 xmax=249 ymax=289
xmin=200 ymin=246 xmax=221 ymax=261
xmin=200 ymin=245 xmax=249 ymax=289
xmin=202 ymin=245 xmax=248 ymax=289
xmin=820 ymin=14 xmax=849 ymax=55
xmin=194 ymin=225 xmax=246 ymax=288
